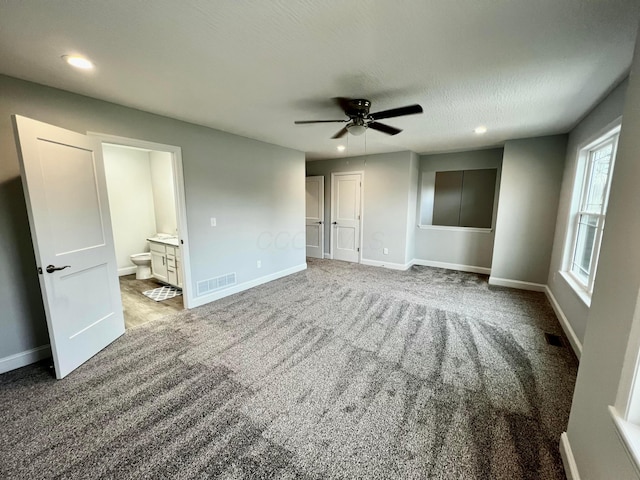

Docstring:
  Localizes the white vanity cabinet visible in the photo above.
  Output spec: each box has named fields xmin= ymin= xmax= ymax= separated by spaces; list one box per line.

xmin=149 ymin=240 xmax=182 ymax=288
xmin=165 ymin=245 xmax=182 ymax=288
xmin=150 ymin=242 xmax=168 ymax=283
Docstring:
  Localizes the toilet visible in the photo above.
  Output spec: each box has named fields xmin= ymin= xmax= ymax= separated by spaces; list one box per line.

xmin=130 ymin=252 xmax=152 ymax=280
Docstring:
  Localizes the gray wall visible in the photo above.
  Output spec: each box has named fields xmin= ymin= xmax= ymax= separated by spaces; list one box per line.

xmin=103 ymin=145 xmax=158 ymax=273
xmin=0 ymin=74 xmax=305 ymax=363
xmin=149 ymin=150 xmax=178 ymax=236
xmin=490 ymin=136 xmax=567 ymax=284
xmin=414 ymin=148 xmax=503 ymax=268
xmin=306 ymin=151 xmax=415 ymax=266
xmin=547 ymin=79 xmax=628 ymax=344
xmin=405 ymin=152 xmax=419 ymax=264
xmin=565 ymin=32 xmax=640 ymax=479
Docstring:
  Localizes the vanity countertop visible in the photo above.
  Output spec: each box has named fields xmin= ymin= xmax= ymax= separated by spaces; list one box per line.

xmin=147 ymin=235 xmax=180 ymax=247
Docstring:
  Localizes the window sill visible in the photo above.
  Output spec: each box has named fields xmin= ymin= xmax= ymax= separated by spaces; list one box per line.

xmin=609 ymin=406 xmax=640 ymax=477
xmin=417 ymin=225 xmax=493 ymax=233
xmin=558 ymin=270 xmax=592 ymax=308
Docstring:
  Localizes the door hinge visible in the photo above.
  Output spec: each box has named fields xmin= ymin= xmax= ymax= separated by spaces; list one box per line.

xmin=37 ymin=267 xmax=43 ymax=275
xmin=357 ymin=247 xmax=360 ymax=252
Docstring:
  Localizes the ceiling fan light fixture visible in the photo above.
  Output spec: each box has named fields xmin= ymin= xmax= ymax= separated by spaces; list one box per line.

xmin=294 ymin=97 xmax=423 ymax=139
xmin=337 ymin=145 xmax=346 ymax=152
xmin=474 ymin=125 xmax=487 ymax=134
xmin=347 ymin=124 xmax=367 ymax=136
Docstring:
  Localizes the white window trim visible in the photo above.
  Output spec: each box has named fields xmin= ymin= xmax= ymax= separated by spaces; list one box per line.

xmin=567 ymin=135 xmax=618 ymax=292
xmin=566 ymin=212 xmax=606 ymax=293
xmin=561 ymin=121 xmax=621 ymax=300
xmin=558 ymin=270 xmax=591 ymax=307
xmin=610 ymin=288 xmax=640 ymax=475
xmin=609 ymin=406 xmax=640 ymax=478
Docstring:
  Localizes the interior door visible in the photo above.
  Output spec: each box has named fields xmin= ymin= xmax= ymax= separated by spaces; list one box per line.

xmin=13 ymin=115 xmax=125 ymax=379
xmin=305 ymin=176 xmax=324 ymax=259
xmin=331 ymin=173 xmax=362 ymax=262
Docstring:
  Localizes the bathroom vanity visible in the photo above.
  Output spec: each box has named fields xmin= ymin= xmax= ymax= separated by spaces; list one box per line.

xmin=148 ymin=236 xmax=182 ymax=288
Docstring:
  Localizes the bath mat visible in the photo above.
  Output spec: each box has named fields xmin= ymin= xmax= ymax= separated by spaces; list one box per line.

xmin=143 ymin=285 xmax=182 ymax=302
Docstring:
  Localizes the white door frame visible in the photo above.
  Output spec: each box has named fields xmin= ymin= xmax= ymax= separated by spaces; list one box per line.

xmin=88 ymin=132 xmax=194 ymax=309
xmin=330 ymin=171 xmax=364 ymax=263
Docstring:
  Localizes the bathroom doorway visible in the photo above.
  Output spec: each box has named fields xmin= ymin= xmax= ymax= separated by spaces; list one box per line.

xmin=91 ymin=133 xmax=193 ymax=329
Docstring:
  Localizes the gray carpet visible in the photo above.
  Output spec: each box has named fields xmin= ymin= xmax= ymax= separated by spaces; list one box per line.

xmin=0 ymin=259 xmax=577 ymax=479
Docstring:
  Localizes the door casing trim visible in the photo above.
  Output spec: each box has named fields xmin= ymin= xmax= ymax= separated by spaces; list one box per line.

xmin=87 ymin=132 xmax=194 ymax=309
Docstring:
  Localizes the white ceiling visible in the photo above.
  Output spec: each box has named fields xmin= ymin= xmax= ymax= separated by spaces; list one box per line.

xmin=0 ymin=1 xmax=638 ymax=160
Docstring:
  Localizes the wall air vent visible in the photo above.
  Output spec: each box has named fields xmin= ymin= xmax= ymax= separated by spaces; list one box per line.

xmin=196 ymin=272 xmax=237 ymax=296
xmin=544 ymin=332 xmax=565 ymax=347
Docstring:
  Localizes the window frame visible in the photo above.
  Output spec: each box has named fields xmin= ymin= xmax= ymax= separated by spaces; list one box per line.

xmin=564 ymin=125 xmax=620 ymax=298
xmin=610 ymin=291 xmax=640 ymax=478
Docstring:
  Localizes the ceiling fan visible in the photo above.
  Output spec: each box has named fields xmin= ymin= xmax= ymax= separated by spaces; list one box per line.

xmin=294 ymin=97 xmax=424 ymax=139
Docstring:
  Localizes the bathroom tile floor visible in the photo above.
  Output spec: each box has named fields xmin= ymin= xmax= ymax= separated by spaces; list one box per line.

xmin=119 ymin=275 xmax=183 ymax=329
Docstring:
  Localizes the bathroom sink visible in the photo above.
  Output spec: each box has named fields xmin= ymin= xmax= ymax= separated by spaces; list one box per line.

xmin=147 ymin=234 xmax=179 ymax=246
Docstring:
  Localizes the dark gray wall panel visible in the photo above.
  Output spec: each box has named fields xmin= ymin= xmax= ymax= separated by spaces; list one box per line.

xmin=433 ymin=171 xmax=463 ymax=226
xmin=460 ymin=169 xmax=497 ymax=228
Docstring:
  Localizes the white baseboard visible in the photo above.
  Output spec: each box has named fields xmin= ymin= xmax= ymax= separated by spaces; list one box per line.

xmin=488 ymin=276 xmax=546 ymax=292
xmin=118 ymin=266 xmax=137 ymax=276
xmin=545 ymin=286 xmax=583 ymax=360
xmin=0 ymin=344 xmax=51 ymax=374
xmin=361 ymin=258 xmax=413 ymax=271
xmin=412 ymin=259 xmax=491 ymax=275
xmin=190 ymin=263 xmax=307 ymax=308
xmin=560 ymin=432 xmax=581 ymax=480
xmin=323 ymin=253 xmax=332 ymax=259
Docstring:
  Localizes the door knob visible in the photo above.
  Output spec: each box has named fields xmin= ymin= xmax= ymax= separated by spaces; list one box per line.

xmin=332 ymin=221 xmax=338 ymax=225
xmin=46 ymin=265 xmax=71 ymax=273
xmin=316 ymin=221 xmax=323 ymax=224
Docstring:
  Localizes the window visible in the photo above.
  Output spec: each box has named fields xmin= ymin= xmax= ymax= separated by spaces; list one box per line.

xmin=566 ymin=127 xmax=619 ymax=294
xmin=419 ymin=168 xmax=497 ymax=228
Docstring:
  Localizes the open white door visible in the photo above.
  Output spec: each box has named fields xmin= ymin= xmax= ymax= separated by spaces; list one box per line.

xmin=305 ymin=176 xmax=324 ymax=259
xmin=331 ymin=172 xmax=362 ymax=263
xmin=13 ymin=115 xmax=125 ymax=379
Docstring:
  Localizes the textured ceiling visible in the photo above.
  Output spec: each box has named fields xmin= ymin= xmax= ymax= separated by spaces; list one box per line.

xmin=0 ymin=1 xmax=638 ymax=160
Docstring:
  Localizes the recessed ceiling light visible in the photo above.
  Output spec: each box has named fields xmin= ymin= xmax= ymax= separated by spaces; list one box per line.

xmin=337 ymin=145 xmax=346 ymax=152
xmin=62 ymin=55 xmax=94 ymax=70
xmin=474 ymin=126 xmax=487 ymax=134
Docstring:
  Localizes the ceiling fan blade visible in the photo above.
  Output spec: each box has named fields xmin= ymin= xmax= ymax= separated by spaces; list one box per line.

xmin=294 ymin=119 xmax=346 ymax=124
xmin=370 ymin=104 xmax=423 ymax=121
xmin=368 ymin=121 xmax=402 ymax=136
xmin=333 ymin=97 xmax=352 ymax=113
xmin=331 ymin=127 xmax=348 ymax=139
